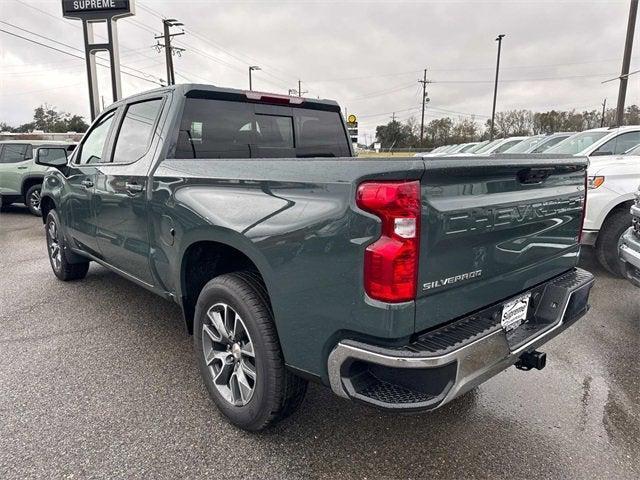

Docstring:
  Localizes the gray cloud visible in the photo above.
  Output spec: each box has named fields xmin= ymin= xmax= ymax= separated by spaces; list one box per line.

xmin=1 ymin=0 xmax=638 ymax=140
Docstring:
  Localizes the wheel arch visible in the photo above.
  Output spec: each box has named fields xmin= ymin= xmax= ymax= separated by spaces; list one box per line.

xmin=21 ymin=175 xmax=44 ymax=198
xmin=40 ymin=195 xmax=56 ymax=224
xmin=179 ymin=239 xmax=274 ymax=335
xmin=600 ymin=198 xmax=634 ymax=227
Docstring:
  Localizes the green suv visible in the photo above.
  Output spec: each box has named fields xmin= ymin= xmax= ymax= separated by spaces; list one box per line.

xmin=0 ymin=141 xmax=76 ymax=215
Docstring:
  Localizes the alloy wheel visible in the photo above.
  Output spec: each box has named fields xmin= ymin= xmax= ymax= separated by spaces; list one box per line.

xmin=30 ymin=189 xmax=41 ymax=212
xmin=47 ymin=220 xmax=62 ymax=272
xmin=202 ymin=303 xmax=257 ymax=406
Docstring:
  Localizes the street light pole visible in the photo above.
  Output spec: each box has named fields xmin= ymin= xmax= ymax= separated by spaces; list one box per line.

xmin=249 ymin=65 xmax=261 ymax=91
xmin=615 ymin=0 xmax=638 ymax=126
xmin=490 ymin=34 xmax=506 ymax=141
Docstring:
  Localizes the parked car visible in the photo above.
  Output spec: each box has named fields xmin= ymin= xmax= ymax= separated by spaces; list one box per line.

xmin=0 ymin=140 xmax=76 ymax=215
xmin=439 ymin=142 xmax=479 ymax=155
xmin=582 ymin=145 xmax=640 ymax=275
xmin=464 ymin=136 xmax=528 ymax=155
xmin=463 ymin=139 xmax=490 ymax=153
xmin=503 ymin=132 xmax=574 ymax=154
xmin=618 ymin=186 xmax=640 ymax=287
xmin=38 ymin=84 xmax=594 ymax=431
xmin=546 ymin=126 xmax=640 ymax=157
xmin=529 ymin=132 xmax=575 ymax=153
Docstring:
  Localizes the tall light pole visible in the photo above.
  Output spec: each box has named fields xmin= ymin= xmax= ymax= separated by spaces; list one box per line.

xmin=249 ymin=65 xmax=261 ymax=91
xmin=615 ymin=0 xmax=638 ymax=126
xmin=490 ymin=34 xmax=506 ymax=141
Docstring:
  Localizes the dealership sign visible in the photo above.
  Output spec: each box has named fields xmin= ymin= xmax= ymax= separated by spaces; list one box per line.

xmin=62 ymin=0 xmax=134 ymax=20
xmin=61 ymin=0 xmax=136 ymax=120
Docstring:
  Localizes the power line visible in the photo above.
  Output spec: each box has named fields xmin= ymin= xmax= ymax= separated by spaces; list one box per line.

xmin=13 ymin=0 xmax=163 ymax=66
xmin=431 ymin=72 xmax=617 ymax=84
xmin=342 ymin=81 xmax=418 ymax=102
xmin=137 ymin=1 xmax=299 ymax=89
xmin=0 ymin=21 xmax=165 ymax=83
xmin=0 ymin=28 xmax=163 ymax=86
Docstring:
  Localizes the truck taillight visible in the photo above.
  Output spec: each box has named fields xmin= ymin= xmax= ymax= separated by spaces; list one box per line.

xmin=356 ymin=180 xmax=421 ymax=303
xmin=579 ymin=173 xmax=588 ymax=243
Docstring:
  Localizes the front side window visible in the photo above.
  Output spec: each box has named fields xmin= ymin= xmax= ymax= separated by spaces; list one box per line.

xmin=79 ymin=111 xmax=116 ymax=164
xmin=593 ymin=131 xmax=640 ymax=156
xmin=112 ymin=99 xmax=164 ymax=163
xmin=0 ymin=144 xmax=28 ymax=163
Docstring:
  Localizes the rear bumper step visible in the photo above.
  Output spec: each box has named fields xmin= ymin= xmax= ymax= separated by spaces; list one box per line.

xmin=327 ymin=267 xmax=594 ymax=411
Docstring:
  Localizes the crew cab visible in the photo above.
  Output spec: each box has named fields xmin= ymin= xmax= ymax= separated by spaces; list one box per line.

xmin=0 ymin=140 xmax=76 ymax=215
xmin=38 ymin=84 xmax=594 ymax=431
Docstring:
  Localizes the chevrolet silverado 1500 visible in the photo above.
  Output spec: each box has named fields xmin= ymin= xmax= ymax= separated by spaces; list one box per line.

xmin=37 ymin=84 xmax=594 ymax=431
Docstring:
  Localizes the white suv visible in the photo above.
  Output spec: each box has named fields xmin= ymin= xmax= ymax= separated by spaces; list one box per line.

xmin=582 ymin=142 xmax=640 ymax=275
xmin=546 ymin=125 xmax=640 ymax=157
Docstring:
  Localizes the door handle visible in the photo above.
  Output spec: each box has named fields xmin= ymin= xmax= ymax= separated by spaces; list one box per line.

xmin=125 ymin=182 xmax=144 ymax=193
xmin=17 ymin=166 xmax=28 ymax=170
xmin=80 ymin=179 xmax=94 ymax=188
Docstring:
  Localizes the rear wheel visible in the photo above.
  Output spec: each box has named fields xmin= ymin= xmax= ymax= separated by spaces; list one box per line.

xmin=595 ymin=208 xmax=632 ymax=277
xmin=194 ymin=272 xmax=307 ymax=431
xmin=45 ymin=210 xmax=90 ymax=281
xmin=25 ymin=184 xmax=42 ymax=216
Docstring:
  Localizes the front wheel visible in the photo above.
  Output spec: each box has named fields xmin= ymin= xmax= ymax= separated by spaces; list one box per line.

xmin=194 ymin=272 xmax=307 ymax=431
xmin=45 ymin=210 xmax=90 ymax=281
xmin=26 ymin=184 xmax=43 ymax=216
xmin=596 ymin=209 xmax=631 ymax=277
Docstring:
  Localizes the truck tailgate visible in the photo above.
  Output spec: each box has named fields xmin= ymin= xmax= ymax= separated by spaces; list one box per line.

xmin=415 ymin=156 xmax=587 ymax=332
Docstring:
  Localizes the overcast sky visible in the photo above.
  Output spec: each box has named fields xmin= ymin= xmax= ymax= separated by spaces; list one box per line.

xmin=1 ymin=0 xmax=638 ymax=140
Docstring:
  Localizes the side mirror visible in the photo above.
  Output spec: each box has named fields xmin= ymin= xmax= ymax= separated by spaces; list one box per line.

xmin=36 ymin=148 xmax=68 ymax=167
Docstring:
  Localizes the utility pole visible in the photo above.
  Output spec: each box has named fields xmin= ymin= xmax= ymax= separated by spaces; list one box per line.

xmin=249 ymin=65 xmax=261 ymax=90
xmin=418 ymin=68 xmax=430 ymax=145
xmin=490 ymin=34 xmax=506 ymax=141
xmin=615 ymin=0 xmax=638 ymax=126
xmin=290 ymin=80 xmax=308 ymax=97
xmin=601 ymin=98 xmax=607 ymax=127
xmin=155 ymin=19 xmax=185 ymax=86
xmin=391 ymin=112 xmax=396 ymax=122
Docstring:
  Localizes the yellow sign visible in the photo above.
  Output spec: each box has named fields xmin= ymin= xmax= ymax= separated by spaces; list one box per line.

xmin=347 ymin=114 xmax=357 ymax=124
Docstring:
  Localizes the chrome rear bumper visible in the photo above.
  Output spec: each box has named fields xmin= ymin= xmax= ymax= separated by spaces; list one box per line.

xmin=328 ymin=268 xmax=595 ymax=411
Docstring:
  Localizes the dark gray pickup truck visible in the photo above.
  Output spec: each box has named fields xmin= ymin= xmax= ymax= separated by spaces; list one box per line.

xmin=38 ymin=84 xmax=594 ymax=431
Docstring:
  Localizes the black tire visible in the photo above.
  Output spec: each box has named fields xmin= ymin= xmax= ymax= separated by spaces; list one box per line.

xmin=595 ymin=208 xmax=632 ymax=277
xmin=25 ymin=184 xmax=42 ymax=216
xmin=45 ymin=210 xmax=90 ymax=281
xmin=194 ymin=272 xmax=307 ymax=431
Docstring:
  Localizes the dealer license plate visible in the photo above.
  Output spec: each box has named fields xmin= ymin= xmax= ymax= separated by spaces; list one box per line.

xmin=501 ymin=293 xmax=531 ymax=332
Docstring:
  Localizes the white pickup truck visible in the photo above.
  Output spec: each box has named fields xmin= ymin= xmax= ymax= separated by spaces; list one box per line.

xmin=582 ymin=145 xmax=640 ymax=275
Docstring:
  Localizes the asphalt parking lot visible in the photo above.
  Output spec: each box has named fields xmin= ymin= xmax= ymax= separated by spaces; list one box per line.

xmin=0 ymin=205 xmax=638 ymax=480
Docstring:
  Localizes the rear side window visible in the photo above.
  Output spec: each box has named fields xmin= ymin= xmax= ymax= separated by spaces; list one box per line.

xmin=112 ymin=99 xmax=164 ymax=163
xmin=295 ymin=110 xmax=349 ymax=157
xmin=174 ymin=98 xmax=349 ymax=159
xmin=0 ymin=144 xmax=28 ymax=163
